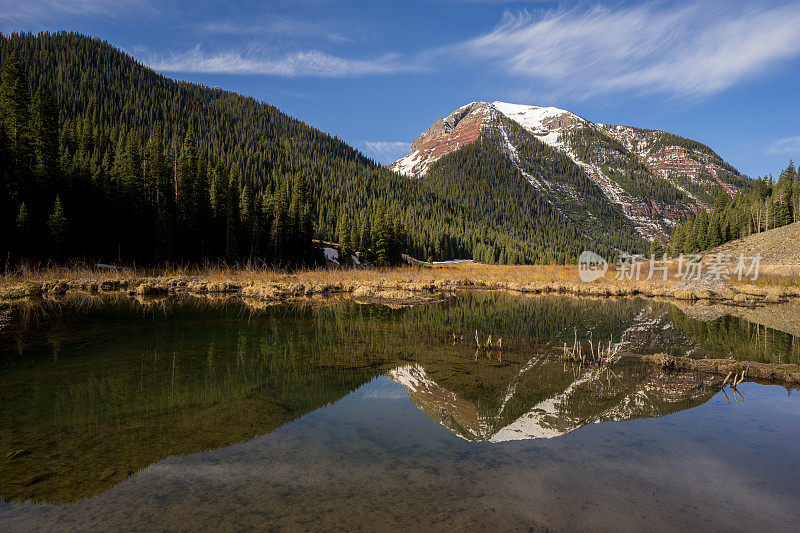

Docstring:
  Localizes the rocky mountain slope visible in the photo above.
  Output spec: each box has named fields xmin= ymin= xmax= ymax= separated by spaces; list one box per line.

xmin=389 ymin=360 xmax=717 ymax=442
xmin=703 ymin=221 xmax=800 ymax=266
xmin=390 ymin=102 xmax=750 ymax=242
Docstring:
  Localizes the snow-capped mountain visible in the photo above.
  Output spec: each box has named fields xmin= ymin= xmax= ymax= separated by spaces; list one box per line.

xmin=389 ymin=101 xmax=749 ymax=242
xmin=389 ymin=360 xmax=718 ymax=442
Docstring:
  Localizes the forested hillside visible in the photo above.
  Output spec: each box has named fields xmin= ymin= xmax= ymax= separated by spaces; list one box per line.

xmin=391 ymin=101 xmax=752 ymax=246
xmin=3 ymin=31 xmax=751 ymax=267
xmin=668 ymin=162 xmax=799 ymax=255
xmin=0 ymin=32 xmax=413 ymax=266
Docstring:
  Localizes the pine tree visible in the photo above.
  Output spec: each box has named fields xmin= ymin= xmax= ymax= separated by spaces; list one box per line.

xmin=669 ymin=223 xmax=684 ymax=256
xmin=360 ymin=216 xmax=372 ymax=252
xmin=48 ymin=195 xmax=67 ymax=253
xmin=391 ymin=215 xmax=406 ymax=264
xmin=0 ymin=122 xmax=11 ymax=251
xmin=270 ymin=190 xmax=287 ymax=264
xmin=208 ymin=167 xmax=227 ymax=255
xmin=683 ymin=218 xmax=696 ymax=254
xmin=373 ymin=204 xmax=389 ymax=265
xmin=30 ymin=86 xmax=60 ymax=199
xmin=774 ymin=196 xmax=792 ymax=228
xmin=649 ymin=238 xmax=665 ymax=259
xmin=177 ymin=129 xmax=198 ymax=233
xmin=226 ymin=164 xmax=241 ymax=259
xmin=349 ymin=221 xmax=360 ymax=255
xmin=695 ymin=210 xmax=709 ymax=250
xmin=707 ymin=214 xmax=722 ymax=249
xmin=240 ymin=182 xmax=255 ymax=257
xmin=0 ymin=52 xmax=31 ymax=189
xmin=146 ymin=130 xmax=173 ymax=256
xmin=338 ymin=211 xmax=352 ymax=261
xmin=14 ymin=202 xmax=29 ymax=253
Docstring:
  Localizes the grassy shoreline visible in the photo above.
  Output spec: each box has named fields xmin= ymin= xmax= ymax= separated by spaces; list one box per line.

xmin=1 ymin=262 xmax=799 ymax=308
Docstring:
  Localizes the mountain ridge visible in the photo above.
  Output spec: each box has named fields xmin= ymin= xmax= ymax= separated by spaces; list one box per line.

xmin=389 ymin=101 xmax=751 ymax=242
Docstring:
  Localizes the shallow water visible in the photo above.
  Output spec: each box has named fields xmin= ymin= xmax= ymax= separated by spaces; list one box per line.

xmin=1 ymin=293 xmax=798 ymax=531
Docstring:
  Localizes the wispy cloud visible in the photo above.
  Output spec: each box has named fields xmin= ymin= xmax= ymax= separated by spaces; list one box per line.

xmin=198 ymin=18 xmax=354 ymax=44
xmin=0 ymin=0 xmax=150 ymax=23
xmin=765 ymin=135 xmax=800 ymax=154
xmin=447 ymin=1 xmax=800 ymax=99
xmin=145 ymin=45 xmax=416 ymax=77
xmin=359 ymin=141 xmax=412 ymax=163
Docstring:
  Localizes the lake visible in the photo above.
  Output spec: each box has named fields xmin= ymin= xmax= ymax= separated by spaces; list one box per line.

xmin=1 ymin=293 xmax=799 ymax=531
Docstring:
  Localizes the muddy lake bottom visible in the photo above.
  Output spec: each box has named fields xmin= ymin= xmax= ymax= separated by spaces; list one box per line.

xmin=1 ymin=293 xmax=799 ymax=531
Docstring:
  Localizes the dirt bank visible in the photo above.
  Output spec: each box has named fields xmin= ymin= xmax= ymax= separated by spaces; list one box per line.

xmin=638 ymin=353 xmax=800 ymax=387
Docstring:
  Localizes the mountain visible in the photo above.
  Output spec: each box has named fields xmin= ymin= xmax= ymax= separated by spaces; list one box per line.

xmin=0 ymin=33 xmax=751 ymax=265
xmin=668 ymin=162 xmax=799 ymax=256
xmin=389 ymin=360 xmax=717 ymax=442
xmin=390 ymin=101 xmax=751 ymax=244
xmin=1 ymin=32 xmax=655 ymax=265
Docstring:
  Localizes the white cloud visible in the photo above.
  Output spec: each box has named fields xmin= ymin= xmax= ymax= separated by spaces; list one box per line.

xmin=448 ymin=1 xmax=800 ymax=99
xmin=765 ymin=135 xmax=800 ymax=154
xmin=145 ymin=45 xmax=416 ymax=77
xmin=198 ymin=19 xmax=353 ymax=43
xmin=359 ymin=141 xmax=412 ymax=163
xmin=0 ymin=0 xmax=148 ymax=22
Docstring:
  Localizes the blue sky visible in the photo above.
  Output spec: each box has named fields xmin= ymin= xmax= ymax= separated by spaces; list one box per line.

xmin=2 ymin=0 xmax=799 ymax=178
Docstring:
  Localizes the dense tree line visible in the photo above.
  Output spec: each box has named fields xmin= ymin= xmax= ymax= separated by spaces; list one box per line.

xmin=668 ymin=162 xmax=799 ymax=255
xmin=505 ymin=118 xmax=647 ymax=256
xmin=0 ymin=33 xmax=417 ymax=266
xmin=567 ymin=127 xmax=692 ymax=208
xmin=0 ymin=31 xmax=682 ymax=266
xmin=424 ymin=124 xmax=646 ymax=264
xmin=0 ymin=50 xmax=326 ymax=266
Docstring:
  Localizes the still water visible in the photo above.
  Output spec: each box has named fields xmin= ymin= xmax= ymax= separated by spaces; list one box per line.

xmin=1 ymin=293 xmax=799 ymax=531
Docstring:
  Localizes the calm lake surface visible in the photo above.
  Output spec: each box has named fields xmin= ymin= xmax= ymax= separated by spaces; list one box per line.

xmin=1 ymin=293 xmax=799 ymax=531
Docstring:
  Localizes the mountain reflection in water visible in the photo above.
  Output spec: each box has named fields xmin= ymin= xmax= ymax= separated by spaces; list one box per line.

xmin=0 ymin=292 xmax=797 ymax=507
xmin=390 ymin=361 xmax=717 ymax=442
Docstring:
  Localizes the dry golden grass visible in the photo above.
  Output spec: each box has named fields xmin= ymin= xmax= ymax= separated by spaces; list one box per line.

xmin=2 ymin=260 xmax=798 ymax=305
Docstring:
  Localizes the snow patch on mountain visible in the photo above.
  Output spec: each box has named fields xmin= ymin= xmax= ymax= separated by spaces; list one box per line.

xmin=391 ymin=149 xmax=427 ymax=177
xmin=492 ymin=103 xmax=665 ymax=240
xmin=388 ymin=100 xmax=746 ymax=243
xmin=490 ymin=367 xmax=603 ymax=442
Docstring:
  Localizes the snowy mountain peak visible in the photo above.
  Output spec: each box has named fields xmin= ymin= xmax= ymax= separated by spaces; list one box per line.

xmin=388 ymin=100 xmax=747 ymax=243
xmin=491 ymin=101 xmax=585 ymax=134
xmin=389 ymin=359 xmax=718 ymax=443
xmin=389 ymin=101 xmax=586 ymax=177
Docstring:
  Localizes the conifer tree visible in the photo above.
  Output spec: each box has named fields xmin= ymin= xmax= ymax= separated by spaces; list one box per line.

xmin=391 ymin=215 xmax=406 ymax=264
xmin=14 ymin=202 xmax=29 ymax=253
xmin=0 ymin=52 xmax=31 ymax=186
xmin=48 ymin=195 xmax=67 ymax=253
xmin=31 ymin=86 xmax=59 ymax=194
xmin=349 ymin=221 xmax=360 ymax=256
xmin=360 ymin=216 xmax=372 ymax=252
xmin=226 ymin=164 xmax=241 ymax=259
xmin=338 ymin=211 xmax=352 ymax=261
xmin=683 ymin=219 xmax=696 ymax=254
xmin=0 ymin=122 xmax=11 ymax=249
xmin=373 ymin=204 xmax=388 ymax=265
xmin=240 ymin=182 xmax=255 ymax=257
xmin=695 ymin=210 xmax=709 ymax=250
xmin=177 ymin=130 xmax=198 ymax=238
xmin=669 ymin=223 xmax=684 ymax=256
xmin=649 ymin=238 xmax=665 ymax=259
xmin=707 ymin=214 xmax=722 ymax=249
